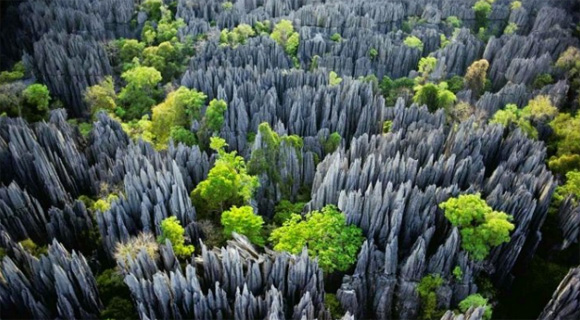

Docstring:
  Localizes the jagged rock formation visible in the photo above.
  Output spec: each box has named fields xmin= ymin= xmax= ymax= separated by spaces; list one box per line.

xmin=539 ymin=266 xmax=580 ymax=320
xmin=306 ymin=102 xmax=554 ymax=319
xmin=122 ymin=233 xmax=331 ymax=319
xmin=0 ymin=234 xmax=102 ymax=319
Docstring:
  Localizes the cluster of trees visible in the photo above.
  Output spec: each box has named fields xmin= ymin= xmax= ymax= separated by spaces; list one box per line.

xmin=0 ymin=61 xmax=52 ymax=122
xmin=439 ymin=194 xmax=514 ymax=261
xmin=270 ymin=19 xmax=300 ymax=65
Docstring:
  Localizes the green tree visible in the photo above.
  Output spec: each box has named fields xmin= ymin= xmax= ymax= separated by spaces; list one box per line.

xmin=446 ymin=16 xmax=462 ymax=28
xmin=221 ymin=206 xmax=265 ymax=245
xmin=84 ymin=76 xmax=117 ymax=117
xmin=0 ymin=61 xmax=25 ymax=84
xmin=439 ymin=194 xmax=514 ymax=261
xmin=330 ymin=33 xmax=342 ymax=42
xmin=170 ymin=126 xmax=197 ymax=146
xmin=504 ymin=22 xmax=518 ymax=35
xmin=220 ymin=24 xmax=256 ymax=46
xmin=458 ymin=294 xmax=492 ymax=320
xmin=323 ymin=132 xmax=342 ymax=153
xmin=510 ymin=1 xmax=522 ymax=10
xmin=204 ymin=99 xmax=228 ymax=133
xmin=532 ymin=74 xmax=554 ymax=90
xmin=464 ymin=59 xmax=489 ymax=96
xmin=416 ymin=57 xmax=438 ymax=84
xmin=118 ymin=65 xmax=162 ymax=120
xmin=191 ymin=137 xmax=259 ymax=212
xmin=329 ymin=71 xmax=342 ymax=86
xmin=158 ymin=216 xmax=194 ymax=258
xmin=404 ymin=36 xmax=423 ymax=50
xmin=521 ymin=95 xmax=558 ymax=122
xmin=417 ymin=274 xmax=443 ymax=319
xmin=369 ymin=48 xmax=378 ymax=60
xmin=380 ymin=76 xmax=415 ymax=105
xmin=270 ymin=20 xmax=300 ymax=56
xmin=96 ymin=269 xmax=137 ymax=320
xmin=22 ymin=84 xmax=50 ymax=122
xmin=118 ymin=39 xmax=146 ymax=65
xmin=269 ymin=205 xmax=364 ymax=273
xmin=473 ymin=0 xmax=493 ymax=31
xmin=413 ymin=82 xmax=456 ymax=112
xmin=273 ymin=200 xmax=305 ymax=225
xmin=552 ymin=170 xmax=580 ymax=207
xmin=447 ymin=75 xmax=465 ymax=93
xmin=490 ymin=104 xmax=537 ymax=139
xmin=141 ymin=0 xmax=163 ymax=21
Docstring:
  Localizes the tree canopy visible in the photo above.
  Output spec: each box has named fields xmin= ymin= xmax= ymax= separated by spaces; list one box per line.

xmin=269 ymin=205 xmax=364 ymax=273
xmin=158 ymin=216 xmax=194 ymax=258
xmin=220 ymin=206 xmax=265 ymax=245
xmin=439 ymin=194 xmax=514 ymax=261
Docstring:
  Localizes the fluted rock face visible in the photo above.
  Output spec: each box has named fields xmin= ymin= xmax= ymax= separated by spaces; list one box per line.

xmin=309 ymin=103 xmax=554 ymax=319
xmin=557 ymin=198 xmax=580 ymax=251
xmin=0 ymin=236 xmax=102 ymax=319
xmin=440 ymin=307 xmax=487 ymax=320
xmin=122 ymin=234 xmax=331 ymax=320
xmin=539 ymin=267 xmax=580 ymax=320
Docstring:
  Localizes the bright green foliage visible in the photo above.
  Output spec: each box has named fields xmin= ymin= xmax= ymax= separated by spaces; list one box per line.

xmin=254 ymin=20 xmax=271 ymax=34
xmin=118 ymin=39 xmax=146 ymax=65
xmin=380 ymin=76 xmax=415 ymax=105
xmin=439 ymin=194 xmax=514 ymax=261
xmin=453 ymin=266 xmax=463 ymax=281
xmin=458 ymin=294 xmax=493 ymax=320
xmin=521 ymin=95 xmax=558 ymax=122
xmin=221 ymin=206 xmax=265 ymax=245
xmin=464 ymin=59 xmax=489 ymax=96
xmin=383 ymin=120 xmax=393 ymax=133
xmin=204 ymin=99 xmax=228 ymax=133
xmin=446 ymin=16 xmax=462 ymax=28
xmin=271 ymin=20 xmax=300 ymax=56
xmin=532 ymin=73 xmax=554 ymax=90
xmin=549 ymin=154 xmax=580 ymax=175
xmin=369 ymin=48 xmax=378 ymax=59
xmin=413 ymin=82 xmax=456 ymax=112
xmin=417 ymin=274 xmax=443 ymax=319
xmin=550 ymin=113 xmax=580 ymax=157
xmin=142 ymin=41 xmax=185 ymax=81
xmin=93 ymin=194 xmax=120 ymax=212
xmin=404 ymin=36 xmax=423 ymax=50
xmin=156 ymin=7 xmax=185 ymax=43
xmin=447 ymin=75 xmax=465 ymax=93
xmin=192 ymin=137 xmax=259 ymax=212
xmin=330 ymin=33 xmax=342 ymax=42
xmin=121 ymin=115 xmax=155 ymax=144
xmin=150 ymin=87 xmax=206 ymax=148
xmin=220 ymin=24 xmax=256 ymax=46
xmin=0 ymin=61 xmax=25 ymax=84
xmin=416 ymin=57 xmax=438 ymax=84
xmin=490 ymin=104 xmax=537 ymax=138
xmin=118 ymin=65 xmax=162 ymax=120
xmin=504 ymin=22 xmax=518 ymax=35
xmin=158 ymin=216 xmax=194 ymax=258
xmin=222 ymin=1 xmax=233 ymax=10
xmin=553 ymin=171 xmax=580 ymax=207
xmin=22 ymin=84 xmax=50 ymax=122
xmin=19 ymin=239 xmax=47 ymax=257
xmin=84 ymin=76 xmax=117 ymax=117
xmin=440 ymin=34 xmax=450 ymax=49
xmin=273 ymin=200 xmax=305 ymax=225
xmin=324 ymin=132 xmax=342 ymax=153
xmin=510 ymin=1 xmax=522 ymax=10
xmin=269 ymin=205 xmax=364 ymax=273
xmin=170 ymin=126 xmax=197 ymax=146
xmin=329 ymin=71 xmax=342 ymax=86
xmin=141 ymin=0 xmax=163 ymax=21
xmin=473 ymin=0 xmax=493 ymax=30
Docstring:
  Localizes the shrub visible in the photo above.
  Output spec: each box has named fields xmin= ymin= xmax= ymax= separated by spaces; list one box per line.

xmin=0 ymin=61 xmax=25 ymax=84
xmin=273 ymin=200 xmax=305 ymax=225
xmin=532 ymin=73 xmax=554 ymax=90
xmin=330 ymin=33 xmax=342 ymax=42
xmin=325 ymin=294 xmax=345 ymax=319
xmin=439 ymin=194 xmax=514 ymax=261
xmin=270 ymin=205 xmax=364 ymax=273
xmin=491 ymin=104 xmax=537 ymax=138
xmin=22 ymin=84 xmax=50 ymax=122
xmin=222 ymin=1 xmax=233 ymax=10
xmin=84 ymin=76 xmax=117 ymax=117
xmin=416 ymin=57 xmax=438 ymax=84
xmin=413 ymin=82 xmax=456 ymax=112
xmin=504 ymin=22 xmax=518 ymax=35
xmin=447 ymin=75 xmax=465 ymax=93
xmin=271 ymin=20 xmax=300 ymax=56
xmin=93 ymin=194 xmax=120 ymax=212
xmin=221 ymin=206 xmax=265 ymax=245
xmin=453 ymin=266 xmax=463 ymax=281
xmin=114 ymin=232 xmax=159 ymax=264
xmin=329 ymin=71 xmax=342 ymax=86
xmin=404 ymin=36 xmax=423 ymax=51
xmin=380 ymin=76 xmax=415 ymax=105
xmin=549 ymin=154 xmax=580 ymax=175
xmin=170 ymin=126 xmax=197 ymax=146
xmin=158 ymin=216 xmax=194 ymax=258
xmin=417 ymin=274 xmax=443 ymax=319
xmin=458 ymin=294 xmax=493 ymax=320
xmin=473 ymin=0 xmax=493 ymax=30
xmin=383 ymin=120 xmax=393 ymax=133
xmin=204 ymin=98 xmax=228 ymax=133
xmin=369 ymin=48 xmax=378 ymax=59
xmin=118 ymin=65 xmax=162 ymax=120
xmin=323 ymin=132 xmax=342 ymax=153
xmin=464 ymin=59 xmax=489 ymax=96
xmin=19 ymin=239 xmax=47 ymax=257
xmin=96 ymin=269 xmax=137 ymax=320
xmin=446 ymin=16 xmax=462 ymax=28
xmin=510 ymin=1 xmax=522 ymax=10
